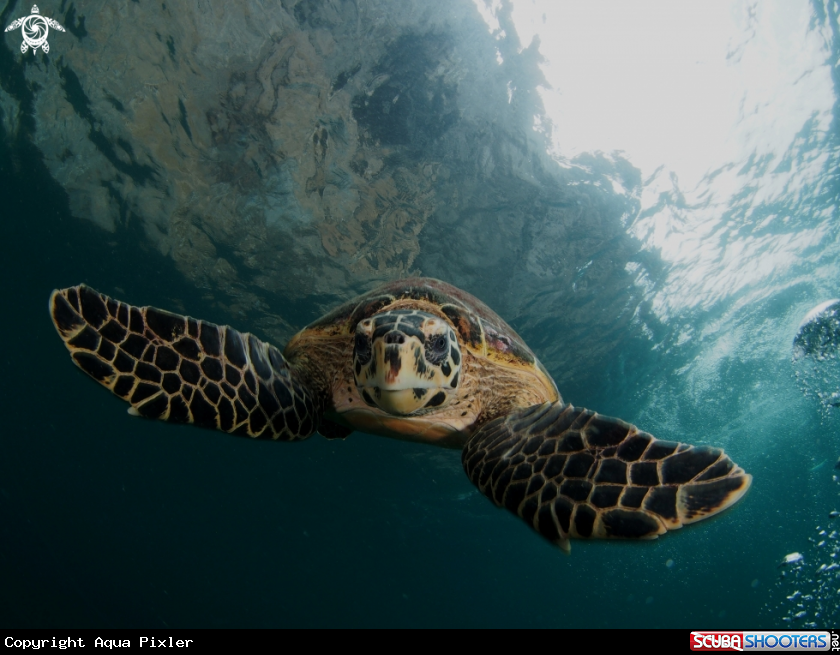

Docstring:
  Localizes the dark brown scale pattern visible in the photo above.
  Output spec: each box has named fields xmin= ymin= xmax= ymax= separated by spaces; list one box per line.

xmin=50 ymin=286 xmax=319 ymax=442
xmin=462 ymin=401 xmax=751 ymax=551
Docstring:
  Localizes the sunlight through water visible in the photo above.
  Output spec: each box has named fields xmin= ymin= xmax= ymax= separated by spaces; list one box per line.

xmin=475 ymin=0 xmax=837 ymax=317
xmin=475 ymin=0 xmax=840 ymax=629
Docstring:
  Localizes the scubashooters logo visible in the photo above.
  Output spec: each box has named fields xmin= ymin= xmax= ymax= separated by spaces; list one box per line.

xmin=690 ymin=631 xmax=834 ymax=651
xmin=4 ymin=5 xmax=65 ymax=54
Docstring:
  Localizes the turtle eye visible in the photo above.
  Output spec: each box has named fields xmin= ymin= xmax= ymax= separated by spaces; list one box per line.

xmin=354 ymin=332 xmax=372 ymax=365
xmin=425 ymin=334 xmax=448 ymax=365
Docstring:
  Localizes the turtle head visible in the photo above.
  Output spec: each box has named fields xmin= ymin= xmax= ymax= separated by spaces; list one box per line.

xmin=353 ymin=310 xmax=462 ymax=416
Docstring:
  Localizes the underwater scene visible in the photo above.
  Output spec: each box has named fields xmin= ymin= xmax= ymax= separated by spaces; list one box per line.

xmin=1 ymin=0 xmax=840 ymax=629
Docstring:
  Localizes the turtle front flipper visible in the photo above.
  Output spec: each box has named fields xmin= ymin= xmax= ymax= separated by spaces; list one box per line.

xmin=50 ymin=285 xmax=320 ymax=441
xmin=463 ymin=402 xmax=751 ymax=552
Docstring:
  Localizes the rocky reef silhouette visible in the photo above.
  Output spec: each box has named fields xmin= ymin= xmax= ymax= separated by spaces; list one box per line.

xmin=1 ymin=0 xmax=645 ymax=389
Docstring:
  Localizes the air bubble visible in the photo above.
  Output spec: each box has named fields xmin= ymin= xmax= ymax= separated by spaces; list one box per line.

xmin=792 ymin=300 xmax=840 ymax=412
xmin=769 ymin=523 xmax=840 ymax=626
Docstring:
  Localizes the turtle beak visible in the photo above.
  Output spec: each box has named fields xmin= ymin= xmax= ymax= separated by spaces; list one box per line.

xmin=382 ymin=333 xmax=405 ymax=384
xmin=370 ymin=332 xmax=430 ymax=389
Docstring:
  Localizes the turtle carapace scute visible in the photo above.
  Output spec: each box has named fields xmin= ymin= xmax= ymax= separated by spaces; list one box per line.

xmin=49 ymin=278 xmax=751 ymax=552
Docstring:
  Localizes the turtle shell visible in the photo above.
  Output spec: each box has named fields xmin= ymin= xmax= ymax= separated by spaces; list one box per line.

xmin=302 ymin=277 xmax=554 ymax=381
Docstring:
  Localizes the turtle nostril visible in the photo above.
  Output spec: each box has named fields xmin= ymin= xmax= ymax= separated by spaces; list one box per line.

xmin=384 ymin=331 xmax=405 ymax=345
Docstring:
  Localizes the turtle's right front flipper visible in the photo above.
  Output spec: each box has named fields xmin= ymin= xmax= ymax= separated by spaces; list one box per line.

xmin=50 ymin=285 xmax=319 ymax=441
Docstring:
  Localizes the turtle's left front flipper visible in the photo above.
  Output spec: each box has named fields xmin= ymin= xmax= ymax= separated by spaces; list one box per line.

xmin=463 ymin=402 xmax=751 ymax=552
xmin=50 ymin=285 xmax=320 ymax=441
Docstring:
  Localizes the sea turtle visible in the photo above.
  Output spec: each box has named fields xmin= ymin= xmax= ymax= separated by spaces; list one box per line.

xmin=4 ymin=5 xmax=65 ymax=54
xmin=49 ymin=278 xmax=751 ymax=552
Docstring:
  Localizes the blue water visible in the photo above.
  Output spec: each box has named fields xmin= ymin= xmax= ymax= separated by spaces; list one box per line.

xmin=2 ymin=0 xmax=840 ymax=628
